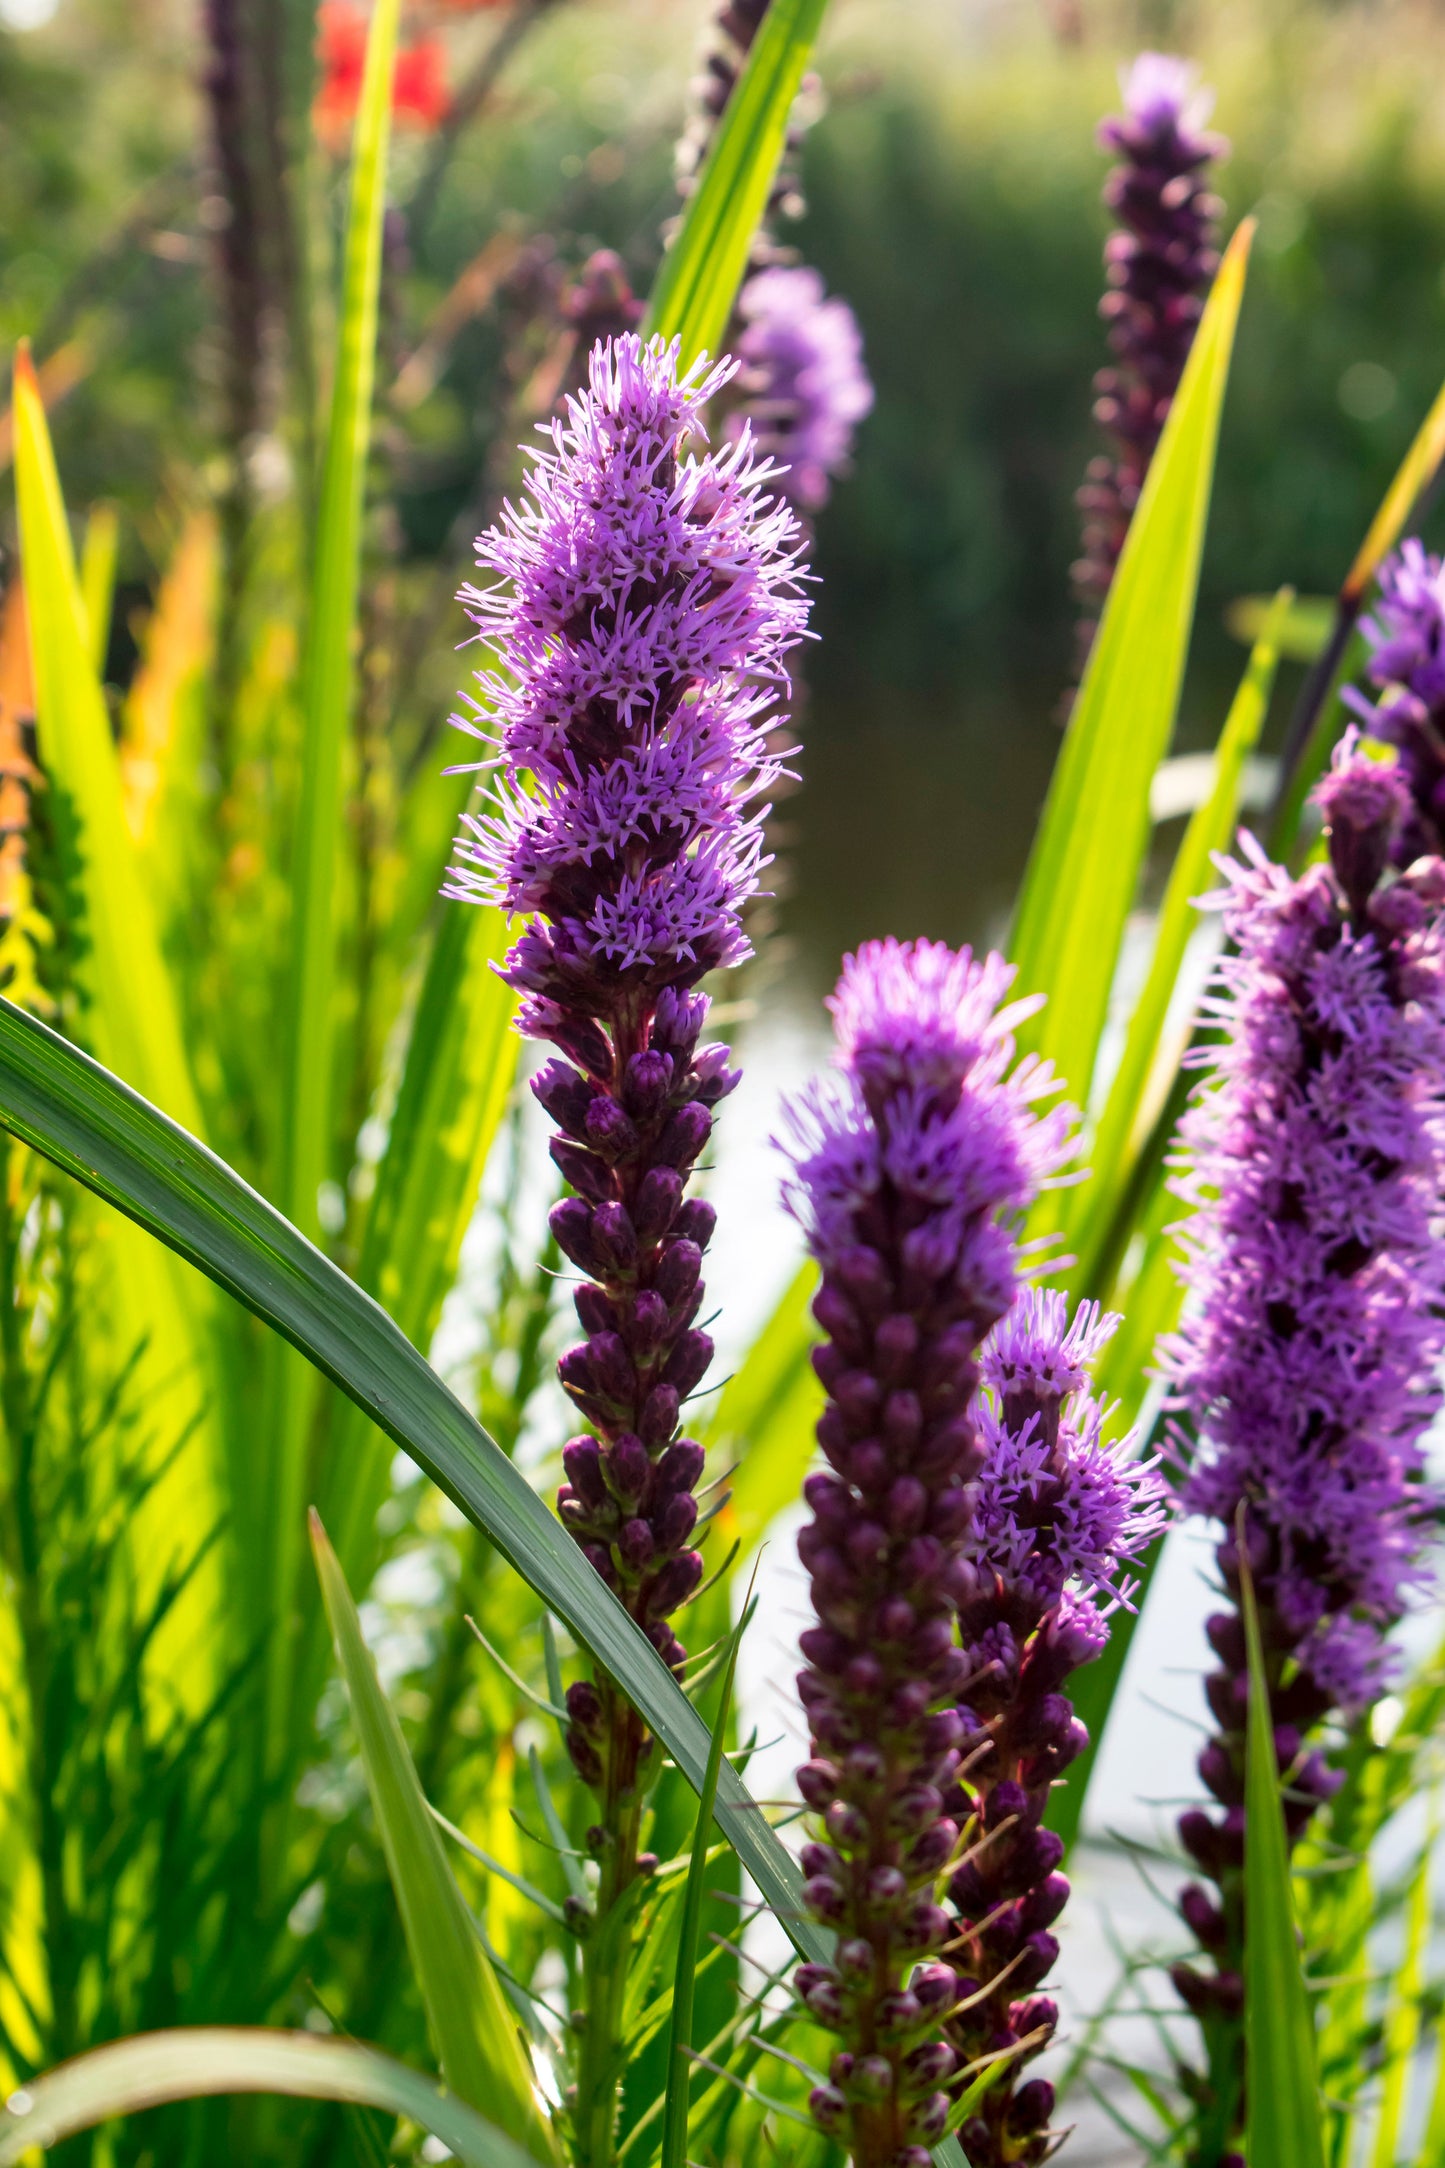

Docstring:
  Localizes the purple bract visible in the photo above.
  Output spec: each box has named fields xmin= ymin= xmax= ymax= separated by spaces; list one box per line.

xmin=1344 ymin=537 xmax=1445 ymax=862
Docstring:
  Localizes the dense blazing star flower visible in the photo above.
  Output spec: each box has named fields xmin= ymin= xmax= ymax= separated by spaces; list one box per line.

xmin=726 ymin=266 xmax=874 ymax=514
xmin=1344 ymin=538 xmax=1445 ymax=862
xmin=1073 ymin=52 xmax=1226 ymax=653
xmin=445 ymin=333 xmax=808 ymax=1827
xmin=780 ymin=938 xmax=1073 ymax=2168
xmin=941 ymin=1291 xmax=1166 ymax=2168
xmin=1163 ymin=743 xmax=1445 ymax=2135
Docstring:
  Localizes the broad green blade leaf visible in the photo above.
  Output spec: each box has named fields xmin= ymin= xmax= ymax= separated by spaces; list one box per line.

xmin=1067 ymin=591 xmax=1288 ymax=1282
xmin=266 ymin=0 xmax=401 ymax=1759
xmin=1241 ymin=1538 xmax=1326 ymax=2168
xmin=1008 ymin=220 xmax=1253 ymax=1097
xmin=704 ymin=1260 xmax=820 ymax=1555
xmin=78 ymin=501 xmax=118 ymax=675
xmin=310 ymin=1514 xmax=554 ymax=2161
xmin=281 ymin=0 xmax=400 ymax=1243
xmin=0 ymin=2028 xmax=544 ymax=2168
xmin=0 ymin=997 xmax=825 ymax=1965
xmin=642 ymin=0 xmax=830 ymax=364
xmin=661 ymin=1596 xmax=748 ymax=2168
xmin=303 ymin=898 xmax=519 ymax=1738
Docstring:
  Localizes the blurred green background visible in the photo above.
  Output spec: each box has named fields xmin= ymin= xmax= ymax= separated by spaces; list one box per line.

xmin=5 ymin=0 xmax=1445 ymax=988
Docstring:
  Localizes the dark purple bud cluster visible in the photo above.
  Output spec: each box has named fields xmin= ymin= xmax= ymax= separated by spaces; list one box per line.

xmin=1073 ymin=54 xmax=1226 ymax=660
xmin=1344 ymin=538 xmax=1445 ymax=864
xmin=778 ymin=941 xmax=1072 ymax=2168
xmin=940 ymin=1295 xmax=1164 ymax=2166
xmin=1163 ymin=742 xmax=1445 ymax=2153
xmin=548 ymin=988 xmax=738 ymax=1789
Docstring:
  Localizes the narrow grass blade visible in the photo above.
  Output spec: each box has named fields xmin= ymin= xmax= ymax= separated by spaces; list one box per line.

xmin=0 ymin=2029 xmax=545 ymax=2168
xmin=1369 ymin=1823 xmax=1431 ymax=2168
xmin=310 ymin=1512 xmax=556 ymax=2161
xmin=1240 ymin=1529 xmax=1326 ymax=2168
xmin=1225 ymin=591 xmax=1333 ymax=661
xmin=281 ymin=0 xmax=400 ymax=1241
xmin=0 ymin=997 xmax=826 ymax=1964
xmin=78 ymin=502 xmax=118 ymax=675
xmin=1067 ymin=589 xmax=1288 ymax=1282
xmin=642 ymin=0 xmax=830 ymax=364
xmin=704 ymin=1260 xmax=820 ymax=1556
xmin=661 ymin=1593 xmax=750 ymax=2168
xmin=1008 ymin=221 xmax=1253 ymax=1100
xmin=267 ymin=0 xmax=401 ymax=1762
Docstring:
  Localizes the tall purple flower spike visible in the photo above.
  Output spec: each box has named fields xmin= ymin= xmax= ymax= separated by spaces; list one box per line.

xmin=1073 ymin=53 xmax=1226 ymax=661
xmin=780 ymin=939 xmax=1073 ymax=2168
xmin=1163 ymin=741 xmax=1445 ymax=2161
xmin=941 ymin=1291 xmax=1166 ymax=2168
xmin=1344 ymin=537 xmax=1445 ymax=862
xmin=443 ymin=336 xmax=807 ymax=2077
xmin=726 ymin=266 xmax=874 ymax=514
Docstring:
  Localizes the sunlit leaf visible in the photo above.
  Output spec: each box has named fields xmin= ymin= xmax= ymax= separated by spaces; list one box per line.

xmin=311 ymin=1513 xmax=555 ymax=2160
xmin=643 ymin=0 xmax=831 ymax=365
xmin=0 ymin=2028 xmax=544 ymax=2168
xmin=1008 ymin=220 xmax=1253 ymax=1101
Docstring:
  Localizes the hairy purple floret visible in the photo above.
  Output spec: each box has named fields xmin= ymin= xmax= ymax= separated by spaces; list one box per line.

xmin=725 ymin=266 xmax=874 ymax=514
xmin=1344 ymin=538 xmax=1445 ymax=862
xmin=942 ymin=1291 xmax=1165 ymax=2168
xmin=1163 ymin=742 xmax=1445 ymax=2144
xmin=443 ymin=333 xmax=808 ymax=1810
xmin=780 ymin=939 xmax=1072 ymax=2168
xmin=1073 ymin=53 xmax=1226 ymax=656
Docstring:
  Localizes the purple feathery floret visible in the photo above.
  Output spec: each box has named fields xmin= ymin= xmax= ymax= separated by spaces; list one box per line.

xmin=444 ymin=333 xmax=808 ymax=1815
xmin=1164 ymin=740 xmax=1445 ymax=2116
xmin=1344 ymin=537 xmax=1445 ymax=862
xmin=725 ymin=266 xmax=874 ymax=513
xmin=1073 ymin=53 xmax=1226 ymax=657
xmin=780 ymin=938 xmax=1072 ymax=2168
xmin=940 ymin=1290 xmax=1165 ymax=2168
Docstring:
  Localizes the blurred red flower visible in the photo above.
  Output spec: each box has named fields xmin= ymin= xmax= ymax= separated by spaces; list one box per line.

xmin=314 ymin=2 xmax=451 ymax=139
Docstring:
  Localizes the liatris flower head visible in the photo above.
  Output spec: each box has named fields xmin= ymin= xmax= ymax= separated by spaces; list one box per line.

xmin=725 ymin=266 xmax=874 ymax=514
xmin=939 ymin=1291 xmax=1165 ymax=2168
xmin=781 ymin=939 xmax=1072 ymax=2168
xmin=1073 ymin=52 xmax=1226 ymax=653
xmin=444 ymin=332 xmax=807 ymax=1834
xmin=1164 ymin=737 xmax=1445 ymax=2095
xmin=1344 ymin=537 xmax=1445 ymax=861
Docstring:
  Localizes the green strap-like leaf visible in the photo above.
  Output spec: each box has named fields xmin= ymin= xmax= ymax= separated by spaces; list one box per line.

xmin=282 ymin=0 xmax=400 ymax=1240
xmin=0 ymin=2028 xmax=544 ymax=2168
xmin=1008 ymin=220 xmax=1253 ymax=1098
xmin=1241 ymin=1536 xmax=1327 ymax=2168
xmin=642 ymin=0 xmax=830 ymax=365
xmin=703 ymin=1259 xmax=820 ymax=1556
xmin=1065 ymin=589 xmax=1289 ymax=1283
xmin=0 ymin=995 xmax=824 ymax=1965
xmin=311 ymin=1513 xmax=555 ymax=2160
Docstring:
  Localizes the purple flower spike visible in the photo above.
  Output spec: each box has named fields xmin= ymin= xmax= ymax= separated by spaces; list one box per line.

xmin=942 ymin=1290 xmax=1165 ymax=2168
xmin=1073 ymin=53 xmax=1227 ymax=660
xmin=1344 ymin=538 xmax=1445 ymax=862
xmin=725 ymin=266 xmax=874 ymax=514
xmin=444 ymin=333 xmax=808 ymax=1821
xmin=1163 ymin=739 xmax=1445 ymax=2143
xmin=779 ymin=939 xmax=1072 ymax=2168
